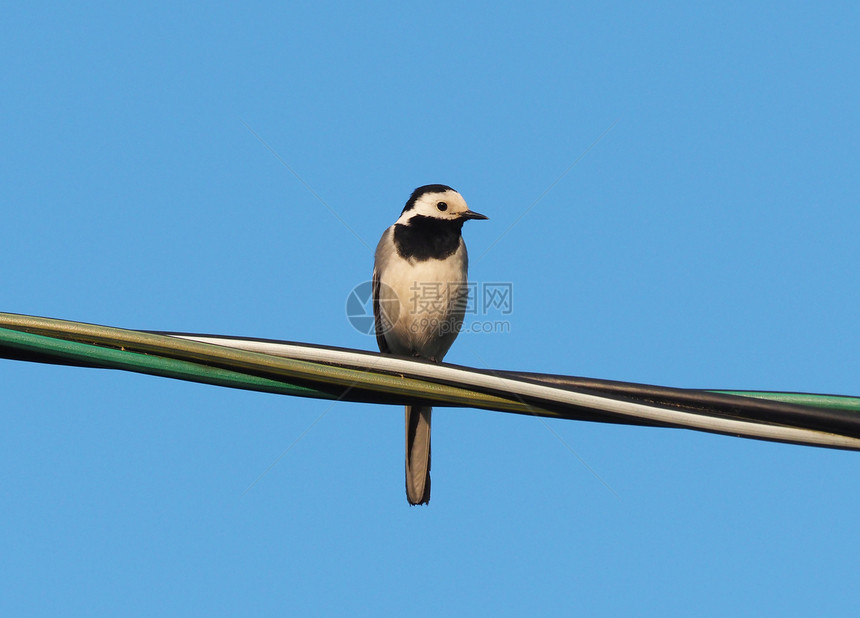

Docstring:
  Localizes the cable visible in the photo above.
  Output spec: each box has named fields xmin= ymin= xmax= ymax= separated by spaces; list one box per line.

xmin=3 ymin=312 xmax=860 ymax=451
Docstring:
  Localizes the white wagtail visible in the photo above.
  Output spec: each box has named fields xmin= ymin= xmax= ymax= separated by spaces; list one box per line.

xmin=372 ymin=184 xmax=488 ymax=505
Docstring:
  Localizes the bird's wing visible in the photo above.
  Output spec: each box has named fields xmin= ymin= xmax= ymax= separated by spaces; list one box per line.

xmin=372 ymin=265 xmax=390 ymax=354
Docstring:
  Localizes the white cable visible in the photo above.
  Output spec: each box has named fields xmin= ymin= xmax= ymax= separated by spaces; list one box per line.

xmin=170 ymin=335 xmax=860 ymax=450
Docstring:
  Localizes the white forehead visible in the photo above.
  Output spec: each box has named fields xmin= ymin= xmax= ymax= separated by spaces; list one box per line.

xmin=396 ymin=189 xmax=469 ymax=223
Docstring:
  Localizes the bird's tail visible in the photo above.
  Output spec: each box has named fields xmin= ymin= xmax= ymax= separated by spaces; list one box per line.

xmin=405 ymin=405 xmax=432 ymax=505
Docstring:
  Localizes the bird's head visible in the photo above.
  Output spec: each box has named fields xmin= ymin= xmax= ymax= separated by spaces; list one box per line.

xmin=397 ymin=184 xmax=488 ymax=225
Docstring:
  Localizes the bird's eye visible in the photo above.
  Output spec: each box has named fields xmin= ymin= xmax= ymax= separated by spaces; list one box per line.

xmin=436 ymin=202 xmax=448 ymax=211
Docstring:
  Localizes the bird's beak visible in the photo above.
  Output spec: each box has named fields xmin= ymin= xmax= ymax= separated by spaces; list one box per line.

xmin=460 ymin=210 xmax=489 ymax=221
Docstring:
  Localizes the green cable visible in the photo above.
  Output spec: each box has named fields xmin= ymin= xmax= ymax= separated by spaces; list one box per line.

xmin=0 ymin=326 xmax=334 ymax=399
xmin=712 ymin=391 xmax=860 ymax=413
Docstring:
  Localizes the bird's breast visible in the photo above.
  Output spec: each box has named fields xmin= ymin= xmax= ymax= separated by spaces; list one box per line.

xmin=377 ymin=242 xmax=469 ymax=360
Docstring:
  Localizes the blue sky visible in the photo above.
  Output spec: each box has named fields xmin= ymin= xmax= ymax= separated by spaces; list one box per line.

xmin=2 ymin=1 xmax=859 ymax=615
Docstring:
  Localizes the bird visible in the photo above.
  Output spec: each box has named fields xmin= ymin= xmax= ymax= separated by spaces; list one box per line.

xmin=372 ymin=184 xmax=488 ymax=505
